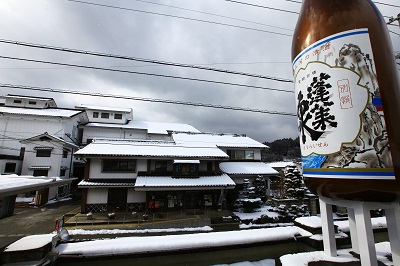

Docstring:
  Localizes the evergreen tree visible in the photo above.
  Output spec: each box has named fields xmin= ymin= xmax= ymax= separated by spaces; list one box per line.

xmin=283 ymin=165 xmax=306 ymax=199
xmin=253 ymin=176 xmax=267 ymax=199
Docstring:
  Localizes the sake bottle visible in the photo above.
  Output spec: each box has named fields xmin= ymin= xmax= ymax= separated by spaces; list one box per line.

xmin=292 ymin=0 xmax=400 ymax=202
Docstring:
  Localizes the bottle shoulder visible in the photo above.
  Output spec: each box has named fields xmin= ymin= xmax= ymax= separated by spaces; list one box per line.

xmin=291 ymin=1 xmax=386 ymax=60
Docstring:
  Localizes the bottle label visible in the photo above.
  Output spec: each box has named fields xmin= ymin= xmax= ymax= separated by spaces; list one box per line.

xmin=292 ymin=29 xmax=394 ymax=180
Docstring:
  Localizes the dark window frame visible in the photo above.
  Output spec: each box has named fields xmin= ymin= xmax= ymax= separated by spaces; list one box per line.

xmin=93 ymin=112 xmax=99 ymax=118
xmin=102 ymin=159 xmax=136 ymax=172
xmin=114 ymin=113 xmax=123 ymax=120
xmin=63 ymin=149 xmax=69 ymax=158
xmin=60 ymin=168 xmax=66 ymax=176
xmin=4 ymin=162 xmax=16 ymax=173
xmin=33 ymin=169 xmax=49 ymax=176
xmin=155 ymin=161 xmax=168 ymax=172
xmin=227 ymin=149 xmax=254 ymax=160
xmin=101 ymin=112 xmax=110 ymax=119
xmin=36 ymin=149 xmax=51 ymax=157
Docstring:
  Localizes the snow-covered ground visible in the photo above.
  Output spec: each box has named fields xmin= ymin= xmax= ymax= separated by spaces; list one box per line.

xmin=280 ymin=242 xmax=393 ymax=266
xmin=295 ymin=216 xmax=387 ymax=232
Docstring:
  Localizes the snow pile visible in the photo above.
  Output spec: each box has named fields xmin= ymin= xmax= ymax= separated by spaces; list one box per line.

xmin=335 ymin=217 xmax=387 ymax=232
xmin=234 ymin=205 xmax=280 ymax=221
xmin=280 ymin=249 xmax=359 ymax=265
xmin=68 ymin=226 xmax=212 ymax=235
xmin=57 ymin=227 xmax=311 ymax=257
xmin=212 ymin=259 xmax=275 ymax=266
xmin=280 ymin=241 xmax=393 ymax=266
xmin=4 ymin=234 xmax=55 ymax=252
xmin=295 ymin=216 xmax=387 ymax=232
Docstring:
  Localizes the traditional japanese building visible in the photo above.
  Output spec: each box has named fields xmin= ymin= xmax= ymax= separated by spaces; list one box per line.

xmin=75 ymin=131 xmax=276 ymax=214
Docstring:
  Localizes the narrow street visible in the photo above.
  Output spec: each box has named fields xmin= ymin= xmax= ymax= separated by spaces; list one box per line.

xmin=0 ymin=199 xmax=81 ymax=250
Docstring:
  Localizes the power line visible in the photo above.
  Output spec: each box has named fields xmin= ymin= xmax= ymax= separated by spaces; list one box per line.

xmin=282 ymin=0 xmax=400 ymax=8
xmin=133 ymin=0 xmax=293 ymax=32
xmin=225 ymin=0 xmax=299 ymax=14
xmin=0 ymin=39 xmax=293 ymax=83
xmin=374 ymin=1 xmax=400 ymax=8
xmin=0 ymin=83 xmax=296 ymax=117
xmin=0 ymin=55 xmax=294 ymax=93
xmin=65 ymin=0 xmax=292 ymax=37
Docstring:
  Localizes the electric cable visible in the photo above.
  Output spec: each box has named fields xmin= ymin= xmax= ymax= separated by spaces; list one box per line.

xmin=0 ymin=39 xmax=293 ymax=83
xmin=0 ymin=83 xmax=296 ymax=116
xmin=0 ymin=55 xmax=294 ymax=93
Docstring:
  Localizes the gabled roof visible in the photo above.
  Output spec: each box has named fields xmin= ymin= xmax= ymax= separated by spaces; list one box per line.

xmin=82 ymin=120 xmax=200 ymax=135
xmin=219 ymin=162 xmax=279 ymax=175
xmin=74 ymin=139 xmax=228 ymax=159
xmin=0 ymin=106 xmax=82 ymax=118
xmin=172 ymin=132 xmax=267 ymax=148
xmin=20 ymin=132 xmax=79 ymax=149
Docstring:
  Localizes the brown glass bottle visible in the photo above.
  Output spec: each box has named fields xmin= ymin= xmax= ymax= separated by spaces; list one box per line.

xmin=292 ymin=0 xmax=400 ymax=202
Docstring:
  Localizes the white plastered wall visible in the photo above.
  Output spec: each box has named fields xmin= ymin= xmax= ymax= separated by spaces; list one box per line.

xmin=87 ymin=188 xmax=108 ymax=204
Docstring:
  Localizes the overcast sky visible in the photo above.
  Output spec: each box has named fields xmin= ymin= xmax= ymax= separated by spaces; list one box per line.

xmin=0 ymin=0 xmax=399 ymax=143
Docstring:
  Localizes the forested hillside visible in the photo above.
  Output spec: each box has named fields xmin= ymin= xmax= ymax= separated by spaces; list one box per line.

xmin=262 ymin=137 xmax=301 ymax=162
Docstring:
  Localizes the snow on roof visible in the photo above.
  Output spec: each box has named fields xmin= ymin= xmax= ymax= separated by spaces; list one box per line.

xmin=74 ymin=139 xmax=229 ymax=159
xmin=78 ymin=179 xmax=136 ymax=188
xmin=76 ymin=104 xmax=132 ymax=113
xmin=3 ymin=94 xmax=55 ymax=102
xmin=219 ymin=162 xmax=279 ymax=175
xmin=268 ymin=161 xmax=296 ymax=169
xmin=83 ymin=120 xmax=200 ymax=135
xmin=56 ymin=226 xmax=311 ymax=257
xmin=0 ymin=175 xmax=76 ymax=197
xmin=173 ymin=159 xmax=200 ymax=164
xmin=0 ymin=106 xmax=82 ymax=118
xmin=135 ymin=174 xmax=235 ymax=190
xmin=172 ymin=132 xmax=266 ymax=148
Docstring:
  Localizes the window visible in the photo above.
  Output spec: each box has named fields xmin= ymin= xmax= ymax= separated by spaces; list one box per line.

xmin=227 ymin=149 xmax=254 ymax=160
xmin=102 ymin=159 xmax=136 ymax=172
xmin=245 ymin=150 xmax=255 ymax=159
xmin=28 ymin=101 xmax=36 ymax=105
xmin=63 ymin=149 xmax=69 ymax=158
xmin=33 ymin=169 xmax=48 ymax=176
xmin=101 ymin=112 xmax=109 ymax=119
xmin=60 ymin=168 xmax=66 ymax=176
xmin=13 ymin=99 xmax=22 ymax=104
xmin=155 ymin=161 xmax=168 ymax=172
xmin=93 ymin=112 xmax=99 ymax=118
xmin=4 ymin=163 xmax=16 ymax=173
xmin=114 ymin=113 xmax=123 ymax=119
xmin=36 ymin=149 xmax=51 ymax=157
xmin=207 ymin=162 xmax=213 ymax=171
xmin=174 ymin=163 xmax=199 ymax=176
